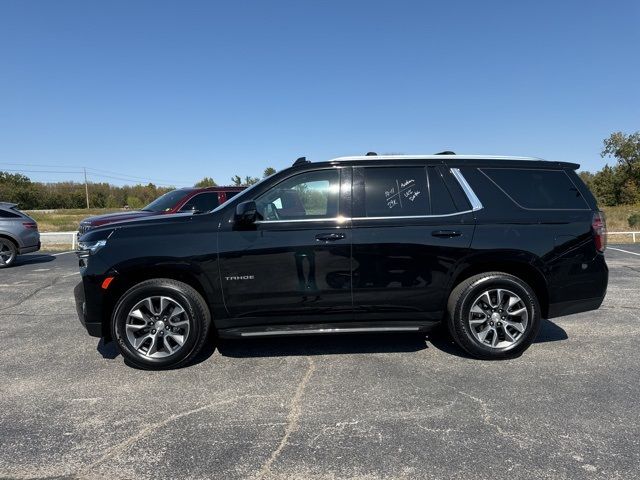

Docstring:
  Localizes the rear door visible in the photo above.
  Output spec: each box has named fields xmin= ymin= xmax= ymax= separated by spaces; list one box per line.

xmin=351 ymin=163 xmax=475 ymax=322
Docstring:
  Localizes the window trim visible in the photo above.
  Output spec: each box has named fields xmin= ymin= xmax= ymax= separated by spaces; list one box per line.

xmin=479 ymin=167 xmax=590 ymax=211
xmin=253 ymin=168 xmax=483 ymax=223
xmin=450 ymin=168 xmax=483 ymax=211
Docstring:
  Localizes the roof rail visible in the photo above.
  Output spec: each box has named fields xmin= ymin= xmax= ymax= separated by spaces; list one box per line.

xmin=293 ymin=156 xmax=309 ymax=166
xmin=435 ymin=151 xmax=456 ymax=155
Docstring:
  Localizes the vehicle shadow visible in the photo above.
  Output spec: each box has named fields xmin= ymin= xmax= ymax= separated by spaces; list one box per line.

xmin=13 ymin=254 xmax=56 ymax=266
xmin=96 ymin=338 xmax=120 ymax=359
xmin=217 ymin=332 xmax=428 ymax=358
xmin=97 ymin=320 xmax=568 ymax=365
xmin=97 ymin=335 xmax=219 ymax=369
xmin=428 ymin=318 xmax=569 ymax=359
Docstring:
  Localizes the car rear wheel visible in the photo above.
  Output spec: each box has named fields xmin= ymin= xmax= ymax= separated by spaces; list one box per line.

xmin=0 ymin=238 xmax=17 ymax=268
xmin=112 ymin=279 xmax=212 ymax=369
xmin=447 ymin=272 xmax=541 ymax=359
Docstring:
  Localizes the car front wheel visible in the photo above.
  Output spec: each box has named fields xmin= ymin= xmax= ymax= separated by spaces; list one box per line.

xmin=447 ymin=272 xmax=541 ymax=359
xmin=112 ymin=279 xmax=212 ymax=369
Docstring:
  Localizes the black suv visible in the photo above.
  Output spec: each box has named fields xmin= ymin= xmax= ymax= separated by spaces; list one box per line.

xmin=74 ymin=154 xmax=608 ymax=369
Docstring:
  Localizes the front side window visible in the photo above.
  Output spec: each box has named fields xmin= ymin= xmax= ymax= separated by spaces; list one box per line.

xmin=180 ymin=192 xmax=219 ymax=213
xmin=256 ymin=169 xmax=340 ymax=221
xmin=481 ymin=168 xmax=588 ymax=209
xmin=364 ymin=167 xmax=429 ymax=217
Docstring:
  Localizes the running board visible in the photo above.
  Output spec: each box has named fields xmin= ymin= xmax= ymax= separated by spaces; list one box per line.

xmin=218 ymin=323 xmax=435 ymax=339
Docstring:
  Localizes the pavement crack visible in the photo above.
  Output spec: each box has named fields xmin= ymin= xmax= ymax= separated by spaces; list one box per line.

xmin=445 ymin=385 xmax=532 ymax=449
xmin=0 ymin=275 xmax=62 ymax=312
xmin=255 ymin=356 xmax=316 ymax=479
xmin=79 ymin=394 xmax=266 ymax=475
xmin=623 ymin=265 xmax=640 ymax=276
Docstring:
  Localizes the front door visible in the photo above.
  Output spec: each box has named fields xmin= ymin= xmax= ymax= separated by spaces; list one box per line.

xmin=217 ymin=167 xmax=353 ymax=327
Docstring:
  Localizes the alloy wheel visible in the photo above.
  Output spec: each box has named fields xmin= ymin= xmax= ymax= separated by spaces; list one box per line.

xmin=125 ymin=296 xmax=191 ymax=358
xmin=468 ymin=288 xmax=529 ymax=349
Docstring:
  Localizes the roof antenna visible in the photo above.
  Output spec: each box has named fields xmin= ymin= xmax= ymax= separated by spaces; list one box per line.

xmin=293 ymin=156 xmax=309 ymax=166
xmin=365 ymin=151 xmax=377 ymax=156
xmin=435 ymin=151 xmax=456 ymax=155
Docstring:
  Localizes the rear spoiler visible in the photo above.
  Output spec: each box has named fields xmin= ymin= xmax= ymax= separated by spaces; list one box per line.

xmin=0 ymin=202 xmax=19 ymax=210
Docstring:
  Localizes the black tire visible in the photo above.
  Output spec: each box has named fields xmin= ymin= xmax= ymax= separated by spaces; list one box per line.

xmin=446 ymin=272 xmax=541 ymax=359
xmin=112 ymin=279 xmax=212 ymax=369
xmin=0 ymin=238 xmax=18 ymax=268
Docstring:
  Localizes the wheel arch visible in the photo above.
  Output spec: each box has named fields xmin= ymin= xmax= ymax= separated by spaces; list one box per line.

xmin=448 ymin=255 xmax=550 ymax=318
xmin=0 ymin=233 xmax=19 ymax=249
xmin=100 ymin=264 xmax=216 ymax=339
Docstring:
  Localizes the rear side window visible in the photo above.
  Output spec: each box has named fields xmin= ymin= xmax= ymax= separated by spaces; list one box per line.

xmin=481 ymin=168 xmax=588 ymax=210
xmin=364 ymin=167 xmax=429 ymax=217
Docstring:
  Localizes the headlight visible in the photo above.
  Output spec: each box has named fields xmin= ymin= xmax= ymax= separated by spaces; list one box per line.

xmin=77 ymin=239 xmax=107 ymax=258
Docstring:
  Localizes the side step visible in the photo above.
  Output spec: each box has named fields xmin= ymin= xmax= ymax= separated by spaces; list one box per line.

xmin=218 ymin=322 xmax=437 ymax=339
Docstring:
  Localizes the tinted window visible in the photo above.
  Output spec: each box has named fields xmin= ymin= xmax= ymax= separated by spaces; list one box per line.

xmin=364 ymin=167 xmax=429 ymax=217
xmin=225 ymin=191 xmax=239 ymax=200
xmin=256 ymin=169 xmax=339 ymax=220
xmin=427 ymin=167 xmax=458 ymax=214
xmin=481 ymin=168 xmax=588 ymax=209
xmin=180 ymin=192 xmax=219 ymax=212
xmin=143 ymin=190 xmax=192 ymax=212
xmin=0 ymin=209 xmax=21 ymax=218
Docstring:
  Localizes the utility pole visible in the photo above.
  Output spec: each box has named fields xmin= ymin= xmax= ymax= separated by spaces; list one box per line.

xmin=84 ymin=167 xmax=90 ymax=209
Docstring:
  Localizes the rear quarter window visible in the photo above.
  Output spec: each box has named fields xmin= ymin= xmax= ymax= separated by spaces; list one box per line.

xmin=0 ymin=209 xmax=21 ymax=218
xmin=480 ymin=168 xmax=589 ymax=210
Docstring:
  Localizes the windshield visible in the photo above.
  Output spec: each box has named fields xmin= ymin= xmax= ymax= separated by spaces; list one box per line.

xmin=142 ymin=190 xmax=192 ymax=212
xmin=213 ymin=178 xmax=270 ymax=212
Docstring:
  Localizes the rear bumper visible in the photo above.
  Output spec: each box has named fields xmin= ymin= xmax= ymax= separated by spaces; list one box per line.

xmin=19 ymin=241 xmax=41 ymax=254
xmin=74 ymin=281 xmax=104 ymax=337
xmin=547 ymin=254 xmax=609 ymax=318
xmin=547 ymin=295 xmax=606 ymax=319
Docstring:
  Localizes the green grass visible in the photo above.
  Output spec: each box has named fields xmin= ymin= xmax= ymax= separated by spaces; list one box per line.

xmin=25 ymin=208 xmax=122 ymax=232
xmin=601 ymin=204 xmax=640 ymax=231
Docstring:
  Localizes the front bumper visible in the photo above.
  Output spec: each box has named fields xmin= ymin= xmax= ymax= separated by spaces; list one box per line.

xmin=74 ymin=281 xmax=104 ymax=337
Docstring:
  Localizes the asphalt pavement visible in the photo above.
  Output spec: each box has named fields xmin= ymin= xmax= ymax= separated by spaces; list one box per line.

xmin=1 ymin=246 xmax=639 ymax=479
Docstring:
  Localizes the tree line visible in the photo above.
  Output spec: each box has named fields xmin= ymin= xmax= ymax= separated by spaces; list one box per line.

xmin=0 ymin=166 xmax=278 ymax=210
xmin=578 ymin=132 xmax=640 ymax=206
xmin=1 ymin=134 xmax=638 ymax=210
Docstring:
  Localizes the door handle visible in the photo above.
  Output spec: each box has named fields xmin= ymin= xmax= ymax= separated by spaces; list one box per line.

xmin=315 ymin=233 xmax=346 ymax=242
xmin=432 ymin=230 xmax=462 ymax=238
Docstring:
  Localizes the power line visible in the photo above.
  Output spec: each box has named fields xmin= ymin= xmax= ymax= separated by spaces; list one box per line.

xmin=85 ymin=171 xmax=189 ymax=187
xmin=85 ymin=167 xmax=190 ymax=185
xmin=0 ymin=165 xmax=194 ymax=187
xmin=0 ymin=168 xmax=85 ymax=174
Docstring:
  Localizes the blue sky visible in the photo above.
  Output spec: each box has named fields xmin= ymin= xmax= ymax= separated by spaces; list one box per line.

xmin=1 ymin=0 xmax=638 ymax=187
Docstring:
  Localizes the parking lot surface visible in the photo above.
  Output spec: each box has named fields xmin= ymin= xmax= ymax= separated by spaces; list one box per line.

xmin=1 ymin=246 xmax=639 ymax=479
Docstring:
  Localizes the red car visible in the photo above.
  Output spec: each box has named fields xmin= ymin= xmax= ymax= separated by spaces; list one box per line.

xmin=78 ymin=186 xmax=244 ymax=235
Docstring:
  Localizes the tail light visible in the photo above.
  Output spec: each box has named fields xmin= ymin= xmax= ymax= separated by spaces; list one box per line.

xmin=22 ymin=222 xmax=38 ymax=230
xmin=592 ymin=211 xmax=606 ymax=253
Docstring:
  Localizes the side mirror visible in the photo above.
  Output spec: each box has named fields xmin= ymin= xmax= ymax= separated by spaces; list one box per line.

xmin=234 ymin=201 xmax=258 ymax=225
